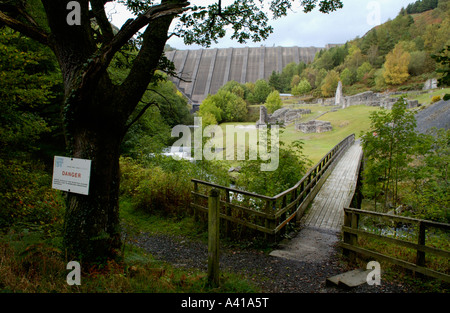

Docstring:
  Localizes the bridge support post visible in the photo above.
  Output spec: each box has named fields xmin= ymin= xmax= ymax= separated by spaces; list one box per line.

xmin=208 ymin=189 xmax=220 ymax=287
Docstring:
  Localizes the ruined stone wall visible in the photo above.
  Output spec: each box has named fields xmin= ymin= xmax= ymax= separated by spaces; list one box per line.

xmin=295 ymin=120 xmax=333 ymax=133
xmin=341 ymin=91 xmax=419 ymax=110
xmin=256 ymin=106 xmax=311 ymax=127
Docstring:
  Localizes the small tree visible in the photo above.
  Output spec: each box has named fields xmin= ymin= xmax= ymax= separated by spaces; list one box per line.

xmin=292 ymin=78 xmax=312 ymax=96
xmin=199 ymin=90 xmax=247 ymax=123
xmin=252 ymin=79 xmax=272 ymax=104
xmin=361 ymin=98 xmax=417 ymax=210
xmin=321 ymin=70 xmax=340 ymax=97
xmin=265 ymin=90 xmax=283 ymax=114
xmin=357 ymin=62 xmax=373 ymax=82
xmin=383 ymin=44 xmax=411 ymax=85
xmin=340 ymin=68 xmax=355 ymax=86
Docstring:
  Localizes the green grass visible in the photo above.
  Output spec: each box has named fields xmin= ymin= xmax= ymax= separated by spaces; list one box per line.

xmin=120 ymin=198 xmax=206 ymax=240
xmin=281 ymin=105 xmax=381 ymax=164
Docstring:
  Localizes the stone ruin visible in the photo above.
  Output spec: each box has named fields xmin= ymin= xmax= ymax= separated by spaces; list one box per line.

xmin=295 ymin=120 xmax=333 ymax=134
xmin=256 ymin=106 xmax=311 ymax=128
xmin=423 ymin=78 xmax=438 ymax=91
xmin=340 ymin=90 xmax=419 ymax=110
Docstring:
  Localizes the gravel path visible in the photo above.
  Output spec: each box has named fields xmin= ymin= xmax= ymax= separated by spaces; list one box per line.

xmin=133 ymin=230 xmax=412 ymax=293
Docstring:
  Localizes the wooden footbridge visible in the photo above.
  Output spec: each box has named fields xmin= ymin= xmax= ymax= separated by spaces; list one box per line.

xmin=191 ymin=133 xmax=363 ymax=241
xmin=191 ymin=133 xmax=450 ymax=283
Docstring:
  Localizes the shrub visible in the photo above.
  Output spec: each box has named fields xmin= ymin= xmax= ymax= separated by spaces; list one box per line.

xmin=0 ymin=159 xmax=65 ymax=234
xmin=119 ymin=157 xmax=191 ymax=217
xmin=431 ymin=95 xmax=441 ymax=104
xmin=132 ymin=167 xmax=191 ymax=217
xmin=198 ymin=90 xmax=248 ymax=123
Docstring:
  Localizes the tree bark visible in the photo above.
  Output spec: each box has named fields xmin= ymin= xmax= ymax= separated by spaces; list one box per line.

xmin=63 ymin=122 xmax=123 ymax=263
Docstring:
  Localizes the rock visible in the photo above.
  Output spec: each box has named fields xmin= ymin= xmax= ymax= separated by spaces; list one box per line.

xmin=326 ymin=269 xmax=372 ymax=289
xmin=228 ymin=166 xmax=242 ymax=173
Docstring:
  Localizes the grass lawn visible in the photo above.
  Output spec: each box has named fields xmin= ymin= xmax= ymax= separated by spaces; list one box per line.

xmin=281 ymin=105 xmax=381 ymax=164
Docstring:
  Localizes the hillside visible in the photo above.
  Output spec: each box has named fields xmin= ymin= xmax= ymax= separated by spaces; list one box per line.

xmin=416 ymin=99 xmax=450 ymax=133
xmin=263 ymin=0 xmax=450 ymax=99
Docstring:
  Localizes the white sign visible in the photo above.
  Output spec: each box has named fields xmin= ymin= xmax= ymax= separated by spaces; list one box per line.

xmin=52 ymin=156 xmax=91 ymax=195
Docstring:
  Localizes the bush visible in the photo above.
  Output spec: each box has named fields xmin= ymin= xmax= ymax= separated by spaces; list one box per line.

xmin=198 ymin=90 xmax=248 ymax=123
xmin=431 ymin=95 xmax=441 ymax=103
xmin=133 ymin=168 xmax=191 ymax=217
xmin=0 ymin=159 xmax=65 ymax=234
xmin=119 ymin=157 xmax=191 ymax=217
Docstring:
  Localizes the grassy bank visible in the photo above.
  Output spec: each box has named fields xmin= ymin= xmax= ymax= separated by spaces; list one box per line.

xmin=0 ymin=199 xmax=260 ymax=293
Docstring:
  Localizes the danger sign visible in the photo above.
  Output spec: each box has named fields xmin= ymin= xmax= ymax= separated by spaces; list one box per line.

xmin=52 ymin=156 xmax=91 ymax=195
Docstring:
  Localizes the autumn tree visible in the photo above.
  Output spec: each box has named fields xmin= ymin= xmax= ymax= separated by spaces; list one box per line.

xmin=383 ymin=43 xmax=411 ymax=85
xmin=321 ymin=70 xmax=340 ymax=97
xmin=0 ymin=0 xmax=343 ymax=263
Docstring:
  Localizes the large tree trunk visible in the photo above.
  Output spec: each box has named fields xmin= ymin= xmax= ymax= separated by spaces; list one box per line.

xmin=63 ymin=123 xmax=123 ymax=263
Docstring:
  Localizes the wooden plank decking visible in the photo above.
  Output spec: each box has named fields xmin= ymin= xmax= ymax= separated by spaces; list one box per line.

xmin=301 ymin=142 xmax=363 ymax=231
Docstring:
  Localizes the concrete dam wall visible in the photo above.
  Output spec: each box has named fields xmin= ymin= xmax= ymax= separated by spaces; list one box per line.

xmin=165 ymin=46 xmax=332 ymax=106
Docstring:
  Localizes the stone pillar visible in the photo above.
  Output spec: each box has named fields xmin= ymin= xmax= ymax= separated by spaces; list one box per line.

xmin=256 ymin=106 xmax=268 ymax=128
xmin=335 ymin=81 xmax=343 ymax=107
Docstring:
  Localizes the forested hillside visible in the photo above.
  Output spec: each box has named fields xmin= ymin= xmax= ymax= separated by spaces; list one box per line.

xmin=267 ymin=0 xmax=450 ymax=98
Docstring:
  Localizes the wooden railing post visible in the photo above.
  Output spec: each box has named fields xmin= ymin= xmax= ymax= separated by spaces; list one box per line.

xmin=193 ymin=181 xmax=199 ymax=222
xmin=281 ymin=195 xmax=287 ymax=236
xmin=208 ymin=188 xmax=220 ymax=287
xmin=265 ymin=199 xmax=275 ymax=243
xmin=224 ymin=190 xmax=231 ymax=238
xmin=416 ymin=221 xmax=426 ymax=268
xmin=343 ymin=210 xmax=359 ymax=261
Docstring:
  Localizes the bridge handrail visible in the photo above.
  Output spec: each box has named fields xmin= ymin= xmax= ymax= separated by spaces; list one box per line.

xmin=273 ymin=133 xmax=355 ymax=199
xmin=342 ymin=207 xmax=450 ymax=283
xmin=191 ymin=133 xmax=356 ymax=241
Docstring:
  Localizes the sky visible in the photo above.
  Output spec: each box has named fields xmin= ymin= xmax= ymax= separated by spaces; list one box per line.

xmin=105 ymin=0 xmax=417 ymax=49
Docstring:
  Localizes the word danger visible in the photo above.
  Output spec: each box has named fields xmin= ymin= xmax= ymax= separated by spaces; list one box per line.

xmin=62 ymin=171 xmax=82 ymax=178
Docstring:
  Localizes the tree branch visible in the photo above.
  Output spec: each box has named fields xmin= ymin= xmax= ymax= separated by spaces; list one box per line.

xmin=90 ymin=0 xmax=114 ymax=44
xmin=0 ymin=11 xmax=49 ymax=45
xmin=79 ymin=2 xmax=190 ymax=98
xmin=103 ymin=2 xmax=190 ymax=61
xmin=123 ymin=100 xmax=158 ymax=134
